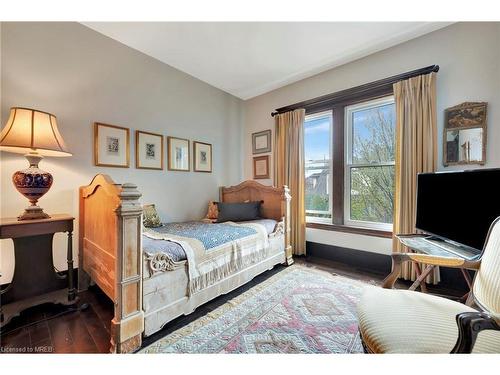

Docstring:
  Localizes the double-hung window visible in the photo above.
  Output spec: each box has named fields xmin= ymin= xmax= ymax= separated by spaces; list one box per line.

xmin=304 ymin=111 xmax=332 ymax=222
xmin=303 ymin=94 xmax=396 ymax=233
xmin=344 ymin=96 xmax=395 ymax=231
xmin=294 ymin=67 xmax=436 ymax=235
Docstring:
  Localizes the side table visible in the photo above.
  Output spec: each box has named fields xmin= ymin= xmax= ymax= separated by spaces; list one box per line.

xmin=0 ymin=214 xmax=76 ymax=327
xmin=396 ymin=233 xmax=481 ymax=295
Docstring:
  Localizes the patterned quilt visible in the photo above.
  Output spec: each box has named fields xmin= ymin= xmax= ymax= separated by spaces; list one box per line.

xmin=151 ymin=221 xmax=257 ymax=250
xmin=143 ymin=221 xmax=270 ymax=295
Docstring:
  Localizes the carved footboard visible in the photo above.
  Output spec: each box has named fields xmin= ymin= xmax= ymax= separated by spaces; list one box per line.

xmin=220 ymin=180 xmax=293 ymax=265
xmin=79 ymin=174 xmax=144 ymax=353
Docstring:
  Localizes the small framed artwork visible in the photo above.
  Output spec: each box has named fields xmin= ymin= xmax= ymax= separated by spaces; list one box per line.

xmin=252 ymin=129 xmax=272 ymax=154
xmin=167 ymin=136 xmax=190 ymax=171
xmin=135 ymin=130 xmax=164 ymax=170
xmin=253 ymin=155 xmax=270 ymax=179
xmin=445 ymin=102 xmax=487 ymax=129
xmin=443 ymin=102 xmax=488 ymax=166
xmin=193 ymin=141 xmax=213 ymax=173
xmin=94 ymin=122 xmax=130 ymax=168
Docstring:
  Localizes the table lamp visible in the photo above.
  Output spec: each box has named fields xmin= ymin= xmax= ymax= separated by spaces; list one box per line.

xmin=0 ymin=107 xmax=72 ymax=220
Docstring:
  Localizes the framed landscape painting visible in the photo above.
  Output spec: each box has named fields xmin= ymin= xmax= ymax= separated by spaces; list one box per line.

xmin=94 ymin=122 xmax=130 ymax=168
xmin=136 ymin=130 xmax=164 ymax=170
xmin=252 ymin=129 xmax=271 ymax=154
xmin=167 ymin=136 xmax=190 ymax=171
xmin=445 ymin=102 xmax=487 ymax=128
xmin=193 ymin=141 xmax=212 ymax=173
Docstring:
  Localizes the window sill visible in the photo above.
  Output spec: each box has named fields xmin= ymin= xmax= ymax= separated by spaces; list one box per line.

xmin=306 ymin=222 xmax=393 ymax=238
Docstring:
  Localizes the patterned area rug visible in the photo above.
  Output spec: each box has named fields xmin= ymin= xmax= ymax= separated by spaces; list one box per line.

xmin=141 ymin=265 xmax=372 ymax=353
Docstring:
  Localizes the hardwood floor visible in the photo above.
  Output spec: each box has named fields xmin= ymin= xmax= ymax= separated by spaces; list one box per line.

xmin=0 ymin=284 xmax=113 ymax=354
xmin=0 ymin=257 xmax=466 ymax=354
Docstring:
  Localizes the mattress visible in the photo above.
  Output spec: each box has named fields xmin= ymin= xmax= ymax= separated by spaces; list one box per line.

xmin=142 ymin=219 xmax=278 ymax=262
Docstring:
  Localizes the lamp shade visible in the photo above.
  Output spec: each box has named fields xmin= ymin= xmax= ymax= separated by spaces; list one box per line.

xmin=0 ymin=107 xmax=71 ymax=157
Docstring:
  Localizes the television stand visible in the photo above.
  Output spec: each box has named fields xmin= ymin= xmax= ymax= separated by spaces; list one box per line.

xmin=397 ymin=234 xmax=481 ymax=261
xmin=395 ymin=233 xmax=480 ymax=295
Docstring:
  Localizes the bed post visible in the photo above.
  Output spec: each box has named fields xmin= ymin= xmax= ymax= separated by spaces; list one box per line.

xmin=282 ymin=185 xmax=293 ymax=266
xmin=110 ymin=182 xmax=144 ymax=353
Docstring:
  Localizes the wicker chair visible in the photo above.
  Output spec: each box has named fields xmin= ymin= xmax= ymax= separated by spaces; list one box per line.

xmin=357 ymin=217 xmax=500 ymax=353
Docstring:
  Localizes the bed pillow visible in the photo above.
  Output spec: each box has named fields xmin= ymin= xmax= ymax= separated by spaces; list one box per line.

xmin=143 ymin=204 xmax=162 ymax=228
xmin=205 ymin=201 xmax=219 ymax=222
xmin=216 ymin=201 xmax=262 ymax=222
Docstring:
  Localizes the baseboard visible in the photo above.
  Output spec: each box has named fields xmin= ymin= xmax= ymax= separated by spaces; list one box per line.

xmin=306 ymin=241 xmax=392 ymax=275
xmin=306 ymin=241 xmax=470 ymax=291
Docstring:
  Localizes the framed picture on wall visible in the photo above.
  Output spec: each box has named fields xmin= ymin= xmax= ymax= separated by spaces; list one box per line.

xmin=193 ymin=141 xmax=212 ymax=173
xmin=94 ymin=122 xmax=130 ymax=168
xmin=253 ymin=155 xmax=270 ymax=179
xmin=167 ymin=136 xmax=190 ymax=171
xmin=252 ymin=129 xmax=272 ymax=154
xmin=136 ymin=130 xmax=164 ymax=170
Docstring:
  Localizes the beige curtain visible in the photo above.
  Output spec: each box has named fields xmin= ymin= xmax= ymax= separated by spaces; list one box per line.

xmin=274 ymin=109 xmax=306 ymax=256
xmin=393 ymin=72 xmax=439 ymax=283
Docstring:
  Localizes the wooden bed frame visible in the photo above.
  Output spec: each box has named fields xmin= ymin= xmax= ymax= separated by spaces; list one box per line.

xmin=78 ymin=174 xmax=292 ymax=353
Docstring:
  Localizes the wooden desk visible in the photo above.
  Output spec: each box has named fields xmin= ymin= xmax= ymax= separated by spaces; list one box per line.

xmin=0 ymin=214 xmax=76 ymax=327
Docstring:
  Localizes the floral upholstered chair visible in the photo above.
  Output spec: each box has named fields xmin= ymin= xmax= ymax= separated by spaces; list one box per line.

xmin=357 ymin=217 xmax=500 ymax=353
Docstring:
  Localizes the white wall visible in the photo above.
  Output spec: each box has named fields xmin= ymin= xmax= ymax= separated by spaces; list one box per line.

xmin=243 ymin=22 xmax=500 ymax=255
xmin=0 ymin=22 xmax=244 ymax=284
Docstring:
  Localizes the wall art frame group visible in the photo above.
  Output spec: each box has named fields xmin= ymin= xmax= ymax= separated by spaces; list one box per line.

xmin=93 ymin=122 xmax=213 ymax=173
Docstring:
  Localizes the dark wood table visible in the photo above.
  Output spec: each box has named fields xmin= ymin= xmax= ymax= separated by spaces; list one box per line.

xmin=0 ymin=214 xmax=76 ymax=327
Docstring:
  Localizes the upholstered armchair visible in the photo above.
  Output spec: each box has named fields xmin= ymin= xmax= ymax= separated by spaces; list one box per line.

xmin=357 ymin=217 xmax=500 ymax=353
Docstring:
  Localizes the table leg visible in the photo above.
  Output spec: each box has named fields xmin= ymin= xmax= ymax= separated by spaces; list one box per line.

xmin=67 ymin=231 xmax=76 ymax=301
xmin=409 ymin=265 xmax=435 ymax=292
xmin=459 ymin=268 xmax=474 ymax=303
xmin=412 ymin=261 xmax=428 ymax=292
xmin=461 ymin=268 xmax=473 ymax=289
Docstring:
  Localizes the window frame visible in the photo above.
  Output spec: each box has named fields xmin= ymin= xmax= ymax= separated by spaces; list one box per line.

xmin=304 ymin=110 xmax=333 ymax=224
xmin=343 ymin=95 xmax=395 ymax=231
xmin=303 ymin=88 xmax=395 ymax=237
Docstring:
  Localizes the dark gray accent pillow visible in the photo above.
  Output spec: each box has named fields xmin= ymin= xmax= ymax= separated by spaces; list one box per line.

xmin=216 ymin=201 xmax=262 ymax=222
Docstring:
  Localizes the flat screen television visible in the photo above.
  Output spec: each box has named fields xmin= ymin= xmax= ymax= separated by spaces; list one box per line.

xmin=416 ymin=168 xmax=500 ymax=252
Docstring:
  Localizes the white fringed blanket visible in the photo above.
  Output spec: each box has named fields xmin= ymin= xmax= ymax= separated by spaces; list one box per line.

xmin=143 ymin=221 xmax=270 ymax=295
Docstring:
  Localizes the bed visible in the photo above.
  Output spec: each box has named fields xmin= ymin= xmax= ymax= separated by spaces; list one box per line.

xmin=78 ymin=174 xmax=292 ymax=353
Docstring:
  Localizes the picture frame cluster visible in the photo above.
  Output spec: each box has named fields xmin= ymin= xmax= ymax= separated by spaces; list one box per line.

xmin=93 ymin=122 xmax=212 ymax=172
xmin=251 ymin=129 xmax=271 ymax=179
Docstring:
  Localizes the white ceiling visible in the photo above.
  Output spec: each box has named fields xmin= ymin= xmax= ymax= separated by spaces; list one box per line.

xmin=83 ymin=22 xmax=452 ymax=100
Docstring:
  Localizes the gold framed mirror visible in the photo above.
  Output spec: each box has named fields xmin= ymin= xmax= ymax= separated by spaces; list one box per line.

xmin=443 ymin=102 xmax=487 ymax=167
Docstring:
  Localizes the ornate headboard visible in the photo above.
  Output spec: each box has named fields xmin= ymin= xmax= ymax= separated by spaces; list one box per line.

xmin=219 ymin=180 xmax=290 ymax=222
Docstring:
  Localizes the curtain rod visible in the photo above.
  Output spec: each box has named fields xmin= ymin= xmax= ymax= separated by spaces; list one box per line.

xmin=271 ymin=64 xmax=439 ymax=117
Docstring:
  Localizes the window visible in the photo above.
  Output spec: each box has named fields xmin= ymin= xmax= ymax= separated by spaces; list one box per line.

xmin=304 ymin=111 xmax=332 ymax=222
xmin=303 ymin=94 xmax=396 ymax=234
xmin=344 ymin=96 xmax=395 ymax=230
xmin=290 ymin=68 xmax=434 ymax=235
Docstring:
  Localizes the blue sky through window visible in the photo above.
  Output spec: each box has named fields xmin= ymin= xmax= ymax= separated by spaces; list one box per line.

xmin=352 ymin=104 xmax=394 ymax=143
xmin=304 ymin=115 xmax=331 ymax=178
xmin=304 ymin=114 xmax=331 ymax=177
xmin=351 ymin=103 xmax=395 ymax=163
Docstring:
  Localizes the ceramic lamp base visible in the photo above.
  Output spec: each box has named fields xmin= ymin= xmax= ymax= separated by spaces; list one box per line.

xmin=12 ymin=152 xmax=53 ymax=221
